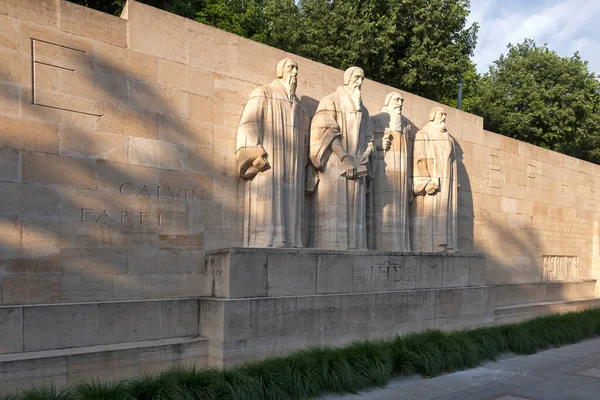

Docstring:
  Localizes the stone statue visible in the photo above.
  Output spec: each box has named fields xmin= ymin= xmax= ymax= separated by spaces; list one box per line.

xmin=309 ymin=67 xmax=374 ymax=250
xmin=370 ymin=92 xmax=411 ymax=251
xmin=236 ymin=58 xmax=310 ymax=248
xmin=412 ymin=106 xmax=458 ymax=252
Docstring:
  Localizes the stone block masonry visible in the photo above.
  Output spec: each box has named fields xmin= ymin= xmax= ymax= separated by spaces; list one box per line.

xmin=0 ymin=0 xmax=599 ymax=391
xmin=201 ymin=248 xmax=493 ymax=366
xmin=204 ymin=248 xmax=486 ymax=298
xmin=0 ymin=0 xmax=594 ymax=289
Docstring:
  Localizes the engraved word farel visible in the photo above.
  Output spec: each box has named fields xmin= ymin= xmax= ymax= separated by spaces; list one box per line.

xmin=78 ymin=183 xmax=203 ymax=226
xmin=80 ymin=208 xmax=189 ymax=226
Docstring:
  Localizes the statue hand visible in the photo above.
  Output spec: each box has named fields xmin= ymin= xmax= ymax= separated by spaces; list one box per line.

xmin=358 ymin=143 xmax=375 ymax=164
xmin=383 ymin=134 xmax=392 ymax=151
xmin=425 ymin=180 xmax=438 ymax=195
xmin=252 ymin=156 xmax=270 ymax=172
xmin=342 ymin=156 xmax=357 ymax=180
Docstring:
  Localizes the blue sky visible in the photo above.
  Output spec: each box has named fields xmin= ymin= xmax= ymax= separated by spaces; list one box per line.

xmin=466 ymin=0 xmax=600 ymax=75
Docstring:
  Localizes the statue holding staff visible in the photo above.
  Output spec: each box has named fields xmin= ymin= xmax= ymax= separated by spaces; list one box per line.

xmin=371 ymin=92 xmax=411 ymax=251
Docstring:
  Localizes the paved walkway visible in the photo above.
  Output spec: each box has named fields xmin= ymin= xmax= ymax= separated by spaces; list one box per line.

xmin=325 ymin=337 xmax=600 ymax=400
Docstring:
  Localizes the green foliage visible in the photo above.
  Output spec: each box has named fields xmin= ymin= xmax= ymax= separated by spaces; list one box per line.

xmin=66 ymin=0 xmax=126 ymax=15
xmin=5 ymin=308 xmax=600 ymax=400
xmin=196 ymin=0 xmax=269 ymax=42
xmin=194 ymin=0 xmax=478 ymax=104
xmin=442 ymin=61 xmax=479 ymax=110
xmin=471 ymin=39 xmax=600 ymax=163
xmin=12 ymin=387 xmax=74 ymax=400
xmin=68 ymin=0 xmax=477 ymax=105
xmin=73 ymin=381 xmax=132 ymax=400
xmin=466 ymin=326 xmax=509 ymax=360
xmin=66 ymin=0 xmax=204 ymax=18
xmin=127 ymin=372 xmax=178 ymax=400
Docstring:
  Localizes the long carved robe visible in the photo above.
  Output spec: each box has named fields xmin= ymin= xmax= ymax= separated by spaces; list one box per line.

xmin=412 ymin=123 xmax=458 ymax=252
xmin=310 ymin=87 xmax=372 ymax=250
xmin=370 ymin=113 xmax=411 ymax=251
xmin=236 ymin=80 xmax=310 ymax=247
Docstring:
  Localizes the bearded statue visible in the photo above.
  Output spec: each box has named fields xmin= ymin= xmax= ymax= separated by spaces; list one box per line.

xmin=309 ymin=67 xmax=374 ymax=250
xmin=369 ymin=92 xmax=411 ymax=251
xmin=236 ymin=58 xmax=310 ymax=248
xmin=411 ymin=106 xmax=458 ymax=253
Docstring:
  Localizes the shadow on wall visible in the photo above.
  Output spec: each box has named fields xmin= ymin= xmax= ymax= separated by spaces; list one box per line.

xmin=453 ymin=135 xmax=545 ymax=287
xmin=299 ymin=93 xmax=546 ymax=294
xmin=0 ymin=42 xmax=247 ymax=305
xmin=300 ymin=96 xmax=318 ymax=247
xmin=0 ymin=21 xmax=584 ymax=309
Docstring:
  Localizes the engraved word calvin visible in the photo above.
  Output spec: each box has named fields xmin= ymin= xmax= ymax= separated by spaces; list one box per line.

xmin=80 ymin=183 xmax=204 ymax=226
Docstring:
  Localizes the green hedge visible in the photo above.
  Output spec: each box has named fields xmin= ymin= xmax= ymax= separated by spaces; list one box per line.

xmin=5 ymin=308 xmax=600 ymax=400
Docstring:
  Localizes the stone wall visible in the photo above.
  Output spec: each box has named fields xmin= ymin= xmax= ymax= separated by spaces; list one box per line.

xmin=0 ymin=0 xmax=599 ymax=311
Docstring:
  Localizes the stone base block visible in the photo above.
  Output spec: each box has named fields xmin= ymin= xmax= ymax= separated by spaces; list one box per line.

xmin=494 ymin=298 xmax=600 ymax=325
xmin=0 ymin=298 xmax=199 ymax=355
xmin=199 ymin=285 xmax=495 ymax=366
xmin=204 ymin=248 xmax=487 ymax=298
xmin=0 ymin=337 xmax=207 ymax=394
xmin=493 ymin=280 xmax=597 ymax=307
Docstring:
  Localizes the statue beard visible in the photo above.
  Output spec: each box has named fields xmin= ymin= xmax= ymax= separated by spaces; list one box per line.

xmin=431 ymin=120 xmax=447 ymax=132
xmin=346 ymin=84 xmax=362 ymax=107
xmin=390 ymin=107 xmax=402 ymax=132
xmin=287 ymin=75 xmax=297 ymax=99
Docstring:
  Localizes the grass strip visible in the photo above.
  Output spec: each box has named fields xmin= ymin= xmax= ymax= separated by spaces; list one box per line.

xmin=4 ymin=308 xmax=600 ymax=400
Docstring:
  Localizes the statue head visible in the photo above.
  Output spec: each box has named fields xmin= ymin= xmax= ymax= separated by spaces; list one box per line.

xmin=382 ymin=92 xmax=404 ymax=132
xmin=277 ymin=58 xmax=299 ymax=97
xmin=428 ymin=106 xmax=447 ymax=130
xmin=343 ymin=66 xmax=364 ymax=95
xmin=384 ymin=92 xmax=404 ymax=111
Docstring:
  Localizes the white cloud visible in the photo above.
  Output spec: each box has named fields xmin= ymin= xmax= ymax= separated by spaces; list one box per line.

xmin=467 ymin=0 xmax=600 ymax=75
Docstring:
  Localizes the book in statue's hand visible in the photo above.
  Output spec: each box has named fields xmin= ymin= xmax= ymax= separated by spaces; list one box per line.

xmin=340 ymin=164 xmax=368 ymax=179
xmin=355 ymin=164 xmax=368 ymax=178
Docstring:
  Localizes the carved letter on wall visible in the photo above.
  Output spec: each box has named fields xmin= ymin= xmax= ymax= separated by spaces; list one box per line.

xmin=590 ymin=181 xmax=595 ymax=207
xmin=527 ymin=164 xmax=538 ymax=179
xmin=560 ymin=183 xmax=572 ymax=198
xmin=119 ymin=183 xmax=133 ymax=196
xmin=81 ymin=208 xmax=94 ymax=222
xmin=489 ymin=154 xmax=504 ymax=189
xmin=526 ymin=163 xmax=537 ymax=193
xmin=370 ymin=263 xmax=391 ymax=283
xmin=352 ymin=266 xmax=365 ymax=284
xmin=31 ymin=38 xmax=103 ymax=117
xmin=541 ymin=255 xmax=579 ymax=281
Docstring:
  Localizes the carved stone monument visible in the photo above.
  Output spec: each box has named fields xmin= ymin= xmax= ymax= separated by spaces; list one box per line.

xmin=412 ymin=107 xmax=458 ymax=252
xmin=371 ymin=92 xmax=411 ymax=251
xmin=3 ymin=1 xmax=600 ymax=392
xmin=236 ymin=58 xmax=310 ymax=247
xmin=309 ymin=67 xmax=374 ymax=250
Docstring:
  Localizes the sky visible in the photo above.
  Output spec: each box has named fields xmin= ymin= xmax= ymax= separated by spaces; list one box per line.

xmin=466 ymin=0 xmax=600 ymax=75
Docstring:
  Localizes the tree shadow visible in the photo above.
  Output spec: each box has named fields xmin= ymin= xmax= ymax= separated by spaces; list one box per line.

xmin=0 ymin=37 xmax=243 ymax=308
xmin=300 ymin=95 xmax=319 ymax=247
xmin=0 ymin=10 xmax=593 ymax=373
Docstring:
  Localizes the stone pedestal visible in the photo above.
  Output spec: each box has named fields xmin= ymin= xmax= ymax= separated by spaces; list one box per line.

xmin=0 ymin=299 xmax=206 ymax=391
xmin=200 ymin=248 xmax=492 ymax=366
